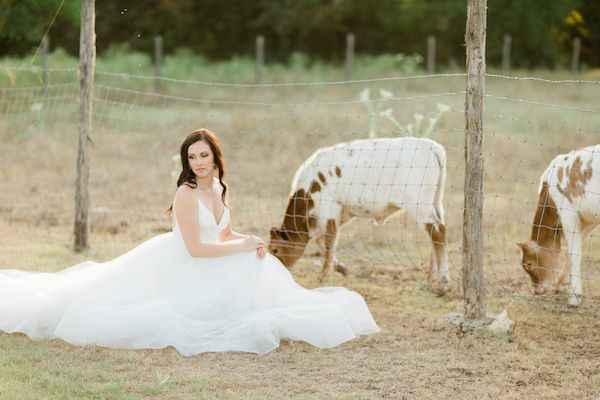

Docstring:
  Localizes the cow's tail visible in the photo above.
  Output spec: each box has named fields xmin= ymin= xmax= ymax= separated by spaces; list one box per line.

xmin=431 ymin=142 xmax=447 ymax=224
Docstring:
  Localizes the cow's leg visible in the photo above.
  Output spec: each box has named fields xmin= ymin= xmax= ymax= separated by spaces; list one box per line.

xmin=315 ymin=234 xmax=346 ymax=276
xmin=552 ymin=236 xmax=570 ymax=292
xmin=427 ymin=239 xmax=438 ymax=282
xmin=559 ymin=221 xmax=598 ymax=292
xmin=319 ymin=219 xmax=340 ymax=282
xmin=333 ymin=260 xmax=347 ymax=276
xmin=555 ymin=260 xmax=571 ymax=293
xmin=332 ymin=211 xmax=356 ymax=276
xmin=425 ymin=222 xmax=449 ymax=296
xmin=314 ymin=235 xmax=326 ymax=257
xmin=561 ymin=214 xmax=583 ymax=306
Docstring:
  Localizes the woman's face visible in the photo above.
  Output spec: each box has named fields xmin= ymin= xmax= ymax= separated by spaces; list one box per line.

xmin=187 ymin=140 xmax=215 ymax=179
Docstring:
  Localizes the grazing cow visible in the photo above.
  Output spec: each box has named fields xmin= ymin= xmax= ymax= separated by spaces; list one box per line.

xmin=518 ymin=145 xmax=600 ymax=306
xmin=269 ymin=137 xmax=449 ymax=294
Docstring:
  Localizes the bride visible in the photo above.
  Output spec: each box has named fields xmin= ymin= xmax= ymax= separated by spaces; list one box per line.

xmin=0 ymin=128 xmax=380 ymax=356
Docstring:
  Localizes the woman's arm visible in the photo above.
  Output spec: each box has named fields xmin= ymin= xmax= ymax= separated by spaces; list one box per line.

xmin=219 ymin=220 xmax=266 ymax=259
xmin=174 ymin=186 xmax=256 ymax=258
xmin=216 ymin=189 xmax=266 ymax=259
xmin=219 ymin=220 xmax=248 ymax=242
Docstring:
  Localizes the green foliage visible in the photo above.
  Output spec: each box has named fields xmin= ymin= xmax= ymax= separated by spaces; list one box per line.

xmin=0 ymin=0 xmax=80 ymax=55
xmin=95 ymin=43 xmax=153 ymax=73
xmin=0 ymin=47 xmax=77 ymax=87
xmin=354 ymin=53 xmax=423 ymax=78
xmin=487 ymin=0 xmax=582 ymax=68
xmin=0 ymin=0 xmax=597 ymax=69
xmin=0 ymin=48 xmax=426 ymax=89
xmin=563 ymin=2 xmax=600 ymax=67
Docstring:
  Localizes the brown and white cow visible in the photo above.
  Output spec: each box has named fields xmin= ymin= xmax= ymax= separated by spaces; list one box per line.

xmin=518 ymin=145 xmax=600 ymax=306
xmin=269 ymin=137 xmax=449 ymax=294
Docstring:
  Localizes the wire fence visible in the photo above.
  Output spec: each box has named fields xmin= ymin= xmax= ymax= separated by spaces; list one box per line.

xmin=1 ymin=65 xmax=599 ymax=313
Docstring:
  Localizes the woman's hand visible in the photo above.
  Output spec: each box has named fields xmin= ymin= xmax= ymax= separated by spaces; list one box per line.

xmin=241 ymin=235 xmax=267 ymax=259
xmin=255 ymin=236 xmax=267 ymax=260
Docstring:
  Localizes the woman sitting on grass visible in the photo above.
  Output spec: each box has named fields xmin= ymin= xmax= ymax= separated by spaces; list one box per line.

xmin=0 ymin=128 xmax=379 ymax=356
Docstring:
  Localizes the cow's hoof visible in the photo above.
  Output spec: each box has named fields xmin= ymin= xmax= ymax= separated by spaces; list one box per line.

xmin=435 ymin=282 xmax=449 ymax=297
xmin=427 ymin=278 xmax=449 ymax=297
xmin=556 ymin=283 xmax=571 ymax=293
xmin=318 ymin=269 xmax=329 ymax=283
xmin=568 ymin=295 xmax=582 ymax=307
xmin=334 ymin=263 xmax=348 ymax=276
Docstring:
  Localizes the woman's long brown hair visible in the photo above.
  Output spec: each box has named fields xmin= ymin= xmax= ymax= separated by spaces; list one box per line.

xmin=168 ymin=128 xmax=228 ymax=213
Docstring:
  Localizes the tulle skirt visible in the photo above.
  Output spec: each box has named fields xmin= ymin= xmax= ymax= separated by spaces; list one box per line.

xmin=0 ymin=233 xmax=380 ymax=355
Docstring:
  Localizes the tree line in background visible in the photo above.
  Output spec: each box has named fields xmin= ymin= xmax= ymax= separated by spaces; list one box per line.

xmin=0 ymin=0 xmax=598 ymax=69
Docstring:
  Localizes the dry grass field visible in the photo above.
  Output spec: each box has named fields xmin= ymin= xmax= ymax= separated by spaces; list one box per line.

xmin=1 ymin=69 xmax=600 ymax=399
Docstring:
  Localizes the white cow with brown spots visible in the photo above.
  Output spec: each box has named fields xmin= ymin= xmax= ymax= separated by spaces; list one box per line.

xmin=518 ymin=145 xmax=600 ymax=306
xmin=269 ymin=137 xmax=449 ymax=294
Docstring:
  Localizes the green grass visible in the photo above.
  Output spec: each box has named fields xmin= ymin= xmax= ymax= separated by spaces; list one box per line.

xmin=0 ymin=335 xmax=214 ymax=399
xmin=0 ymin=46 xmax=430 ymax=89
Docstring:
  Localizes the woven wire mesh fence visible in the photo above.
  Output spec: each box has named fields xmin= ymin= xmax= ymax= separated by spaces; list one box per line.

xmin=482 ymin=75 xmax=600 ymax=312
xmin=1 ymin=66 xmax=599 ymax=312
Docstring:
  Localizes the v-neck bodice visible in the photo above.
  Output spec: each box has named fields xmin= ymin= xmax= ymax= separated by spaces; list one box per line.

xmin=196 ymin=198 xmax=227 ymax=227
xmin=172 ymin=191 xmax=230 ymax=245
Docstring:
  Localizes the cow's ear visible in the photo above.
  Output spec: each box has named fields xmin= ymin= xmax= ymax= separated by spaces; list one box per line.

xmin=279 ymin=229 xmax=291 ymax=241
xmin=517 ymin=241 xmax=538 ymax=253
xmin=270 ymin=227 xmax=290 ymax=241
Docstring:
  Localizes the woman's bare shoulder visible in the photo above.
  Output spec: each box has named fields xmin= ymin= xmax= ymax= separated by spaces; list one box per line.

xmin=177 ymin=183 xmax=195 ymax=194
xmin=175 ymin=185 xmax=197 ymax=207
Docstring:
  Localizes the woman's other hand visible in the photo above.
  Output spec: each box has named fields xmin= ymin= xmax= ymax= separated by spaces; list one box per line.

xmin=255 ymin=236 xmax=267 ymax=260
xmin=241 ymin=235 xmax=267 ymax=259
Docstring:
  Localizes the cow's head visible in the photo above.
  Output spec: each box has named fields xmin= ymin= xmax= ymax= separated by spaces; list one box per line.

xmin=269 ymin=227 xmax=308 ymax=268
xmin=269 ymin=188 xmax=316 ymax=268
xmin=518 ymin=181 xmax=564 ymax=294
xmin=517 ymin=241 xmax=562 ymax=294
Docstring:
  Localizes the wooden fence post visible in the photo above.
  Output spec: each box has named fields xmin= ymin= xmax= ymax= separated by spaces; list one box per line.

xmin=572 ymin=37 xmax=581 ymax=74
xmin=463 ymin=0 xmax=487 ymax=321
xmin=74 ymin=0 xmax=95 ymax=252
xmin=345 ymin=33 xmax=354 ymax=80
xmin=427 ymin=35 xmax=436 ymax=74
xmin=501 ymin=34 xmax=511 ymax=74
xmin=255 ymin=35 xmax=264 ymax=84
xmin=154 ymin=35 xmax=163 ymax=92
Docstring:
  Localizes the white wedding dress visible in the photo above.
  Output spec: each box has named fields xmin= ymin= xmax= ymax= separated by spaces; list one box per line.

xmin=0 ymin=194 xmax=380 ymax=356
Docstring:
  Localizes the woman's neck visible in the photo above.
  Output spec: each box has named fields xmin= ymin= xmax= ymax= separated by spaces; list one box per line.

xmin=195 ymin=174 xmax=214 ymax=190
